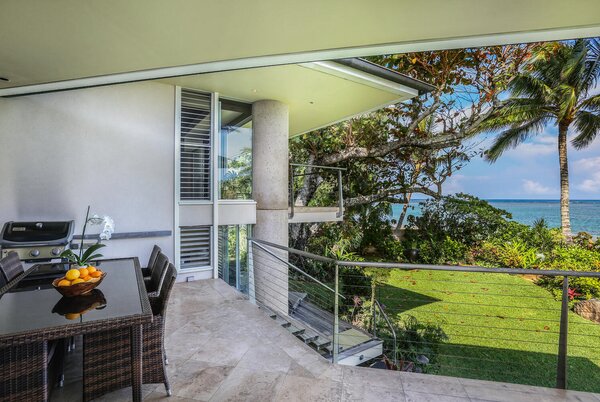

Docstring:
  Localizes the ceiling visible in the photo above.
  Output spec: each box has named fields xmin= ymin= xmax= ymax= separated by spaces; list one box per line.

xmin=1 ymin=0 xmax=599 ymax=95
xmin=162 ymin=63 xmax=416 ymax=136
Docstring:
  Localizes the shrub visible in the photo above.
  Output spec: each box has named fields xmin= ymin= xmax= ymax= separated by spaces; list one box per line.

xmin=439 ymin=237 xmax=469 ymax=264
xmin=405 ymin=193 xmax=512 ymax=248
xmin=496 ymin=240 xmax=541 ymax=268
xmin=537 ymin=246 xmax=600 ymax=299
xmin=573 ymin=232 xmax=596 ymax=250
xmin=390 ymin=315 xmax=448 ymax=373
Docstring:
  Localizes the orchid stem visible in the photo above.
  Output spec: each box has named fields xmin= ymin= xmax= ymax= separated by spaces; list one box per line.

xmin=79 ymin=205 xmax=90 ymax=261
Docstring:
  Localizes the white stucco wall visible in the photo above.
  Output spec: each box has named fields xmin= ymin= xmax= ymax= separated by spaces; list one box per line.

xmin=0 ymin=82 xmax=175 ymax=264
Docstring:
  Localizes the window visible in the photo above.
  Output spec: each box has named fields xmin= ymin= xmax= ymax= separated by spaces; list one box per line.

xmin=218 ymin=224 xmax=251 ymax=293
xmin=179 ymin=89 xmax=212 ymax=201
xmin=219 ymin=99 xmax=252 ymax=200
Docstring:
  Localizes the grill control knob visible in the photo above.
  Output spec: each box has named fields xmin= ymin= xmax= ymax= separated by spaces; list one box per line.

xmin=30 ymin=249 xmax=40 ymax=257
xmin=51 ymin=248 xmax=61 ymax=256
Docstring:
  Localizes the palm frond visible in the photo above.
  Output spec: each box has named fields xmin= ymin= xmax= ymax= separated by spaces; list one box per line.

xmin=561 ymin=39 xmax=586 ymax=85
xmin=572 ymin=110 xmax=600 ymax=149
xmin=509 ymin=74 xmax=552 ymax=101
xmin=478 ymin=98 xmax=551 ymax=133
xmin=485 ymin=118 xmax=547 ymax=162
xmin=580 ymin=93 xmax=600 ymax=112
xmin=556 ymin=84 xmax=577 ymax=121
xmin=583 ymin=38 xmax=600 ymax=91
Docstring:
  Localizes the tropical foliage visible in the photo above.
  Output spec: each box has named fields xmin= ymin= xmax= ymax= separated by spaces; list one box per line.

xmin=290 ymin=44 xmax=533 ymax=250
xmin=479 ymin=39 xmax=600 ymax=239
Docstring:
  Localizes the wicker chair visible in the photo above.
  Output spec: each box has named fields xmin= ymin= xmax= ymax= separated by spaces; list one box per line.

xmin=83 ymin=264 xmax=177 ymax=400
xmin=144 ymin=252 xmax=169 ymax=297
xmin=141 ymin=245 xmax=161 ymax=279
xmin=0 ymin=251 xmax=24 ymax=284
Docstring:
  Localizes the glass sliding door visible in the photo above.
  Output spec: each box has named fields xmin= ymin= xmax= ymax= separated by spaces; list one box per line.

xmin=218 ymin=224 xmax=251 ymax=294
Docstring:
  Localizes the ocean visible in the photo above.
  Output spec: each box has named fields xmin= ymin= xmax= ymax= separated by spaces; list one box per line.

xmin=391 ymin=199 xmax=600 ymax=236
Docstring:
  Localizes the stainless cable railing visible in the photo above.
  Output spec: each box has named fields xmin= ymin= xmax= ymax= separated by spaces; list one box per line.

xmin=373 ymin=299 xmax=398 ymax=366
xmin=289 ymin=163 xmax=346 ymax=219
xmin=248 ymin=238 xmax=600 ymax=392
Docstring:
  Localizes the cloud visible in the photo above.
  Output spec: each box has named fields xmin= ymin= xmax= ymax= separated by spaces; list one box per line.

xmin=522 ymin=179 xmax=553 ymax=195
xmin=574 ymin=156 xmax=600 ymax=170
xmin=443 ymin=174 xmax=465 ymax=194
xmin=574 ymin=157 xmax=600 ymax=192
xmin=504 ymin=135 xmax=557 ymax=159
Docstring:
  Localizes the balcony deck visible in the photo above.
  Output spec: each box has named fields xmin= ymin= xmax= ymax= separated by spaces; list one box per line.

xmin=53 ymin=279 xmax=600 ymax=401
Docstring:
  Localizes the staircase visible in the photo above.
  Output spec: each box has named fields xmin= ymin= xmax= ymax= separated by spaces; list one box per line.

xmin=258 ymin=292 xmax=384 ymax=366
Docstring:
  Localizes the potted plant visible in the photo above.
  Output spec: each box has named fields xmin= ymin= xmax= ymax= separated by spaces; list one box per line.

xmin=60 ymin=206 xmax=107 ymax=268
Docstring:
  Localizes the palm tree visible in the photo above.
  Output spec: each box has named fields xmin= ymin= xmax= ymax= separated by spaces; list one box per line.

xmin=481 ymin=39 xmax=600 ymax=240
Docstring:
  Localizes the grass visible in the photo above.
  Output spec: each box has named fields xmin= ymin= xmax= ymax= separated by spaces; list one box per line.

xmin=374 ymin=269 xmax=600 ymax=393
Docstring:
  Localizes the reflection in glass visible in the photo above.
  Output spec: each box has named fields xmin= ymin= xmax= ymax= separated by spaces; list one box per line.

xmin=219 ymin=99 xmax=252 ymax=200
xmin=218 ymin=225 xmax=251 ymax=294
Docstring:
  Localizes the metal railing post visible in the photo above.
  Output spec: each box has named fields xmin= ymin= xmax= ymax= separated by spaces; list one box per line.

xmin=333 ymin=262 xmax=340 ymax=364
xmin=372 ymin=303 xmax=377 ymax=338
xmin=556 ymin=276 xmax=569 ymax=389
xmin=289 ymin=165 xmax=295 ymax=219
xmin=336 ymin=169 xmax=343 ymax=218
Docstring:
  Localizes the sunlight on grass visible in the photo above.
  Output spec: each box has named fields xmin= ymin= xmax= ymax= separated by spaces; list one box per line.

xmin=376 ymin=269 xmax=600 ymax=392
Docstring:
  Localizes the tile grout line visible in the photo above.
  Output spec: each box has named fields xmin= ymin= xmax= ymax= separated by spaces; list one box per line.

xmin=207 ymin=346 xmax=255 ymax=402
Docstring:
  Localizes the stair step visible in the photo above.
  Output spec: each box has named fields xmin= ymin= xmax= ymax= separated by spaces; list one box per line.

xmin=298 ymin=329 xmax=319 ymax=343
xmin=274 ymin=315 xmax=291 ymax=328
xmin=259 ymin=305 xmax=277 ymax=319
xmin=311 ymin=338 xmax=331 ymax=350
xmin=286 ymin=325 xmax=305 ymax=335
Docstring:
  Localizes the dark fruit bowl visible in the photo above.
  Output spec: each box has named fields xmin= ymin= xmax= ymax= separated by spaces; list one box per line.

xmin=52 ymin=289 xmax=107 ymax=316
xmin=52 ymin=272 xmax=106 ymax=297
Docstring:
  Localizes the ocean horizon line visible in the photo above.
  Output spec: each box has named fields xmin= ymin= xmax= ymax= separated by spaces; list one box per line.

xmin=407 ymin=198 xmax=600 ymax=202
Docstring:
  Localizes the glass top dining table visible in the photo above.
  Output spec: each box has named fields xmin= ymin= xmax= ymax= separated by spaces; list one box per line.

xmin=0 ymin=258 xmax=152 ymax=402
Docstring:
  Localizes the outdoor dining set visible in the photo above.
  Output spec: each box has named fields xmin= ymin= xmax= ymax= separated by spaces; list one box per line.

xmin=0 ymin=245 xmax=176 ymax=401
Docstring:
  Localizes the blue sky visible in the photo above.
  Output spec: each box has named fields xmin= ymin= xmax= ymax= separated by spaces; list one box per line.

xmin=442 ymin=125 xmax=600 ymax=200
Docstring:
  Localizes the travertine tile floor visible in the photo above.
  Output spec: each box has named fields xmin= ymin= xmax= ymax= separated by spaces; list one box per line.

xmin=52 ymin=279 xmax=600 ymax=401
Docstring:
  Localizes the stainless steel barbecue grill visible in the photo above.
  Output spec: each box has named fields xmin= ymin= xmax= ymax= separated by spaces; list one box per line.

xmin=0 ymin=220 xmax=75 ymax=262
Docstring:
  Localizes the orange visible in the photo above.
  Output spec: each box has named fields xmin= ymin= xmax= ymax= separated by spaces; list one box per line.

xmin=82 ymin=276 xmax=91 ymax=282
xmin=58 ymin=279 xmax=71 ymax=287
xmin=78 ymin=268 xmax=89 ymax=277
xmin=90 ymin=271 xmax=102 ymax=278
xmin=65 ymin=269 xmax=80 ymax=281
xmin=87 ymin=266 xmax=97 ymax=273
xmin=71 ymin=278 xmax=85 ymax=285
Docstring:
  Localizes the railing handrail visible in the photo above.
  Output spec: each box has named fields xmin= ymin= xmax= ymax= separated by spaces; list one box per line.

xmin=250 ymin=239 xmax=345 ymax=299
xmin=290 ymin=163 xmax=347 ymax=171
xmin=374 ymin=299 xmax=397 ymax=366
xmin=337 ymin=261 xmax=600 ymax=278
xmin=249 ymin=238 xmax=337 ymax=264
xmin=250 ymin=238 xmax=600 ymax=278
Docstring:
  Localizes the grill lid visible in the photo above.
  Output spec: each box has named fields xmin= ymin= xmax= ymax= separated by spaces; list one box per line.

xmin=0 ymin=221 xmax=74 ymax=246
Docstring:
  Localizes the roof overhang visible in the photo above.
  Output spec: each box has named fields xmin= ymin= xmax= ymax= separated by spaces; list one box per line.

xmin=0 ymin=0 xmax=599 ymax=96
xmin=161 ymin=58 xmax=430 ymax=136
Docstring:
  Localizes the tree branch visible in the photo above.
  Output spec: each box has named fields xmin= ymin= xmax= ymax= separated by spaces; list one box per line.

xmin=344 ymin=186 xmax=439 ymax=207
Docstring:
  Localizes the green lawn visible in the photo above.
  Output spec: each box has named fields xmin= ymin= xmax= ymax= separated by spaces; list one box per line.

xmin=377 ymin=269 xmax=600 ymax=393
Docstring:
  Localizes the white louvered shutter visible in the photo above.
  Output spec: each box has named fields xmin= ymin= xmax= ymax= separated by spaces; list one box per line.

xmin=179 ymin=226 xmax=211 ymax=270
xmin=179 ymin=89 xmax=212 ymax=201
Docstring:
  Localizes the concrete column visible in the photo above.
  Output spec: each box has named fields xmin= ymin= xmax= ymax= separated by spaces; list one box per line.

xmin=252 ymin=100 xmax=289 ymax=315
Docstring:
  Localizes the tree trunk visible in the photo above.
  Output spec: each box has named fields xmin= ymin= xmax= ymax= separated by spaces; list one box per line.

xmin=396 ymin=193 xmax=413 ymax=231
xmin=558 ymin=124 xmax=572 ymax=241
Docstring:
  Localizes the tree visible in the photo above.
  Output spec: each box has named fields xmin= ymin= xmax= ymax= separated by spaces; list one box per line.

xmin=479 ymin=39 xmax=600 ymax=240
xmin=290 ymin=45 xmax=532 ymax=250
